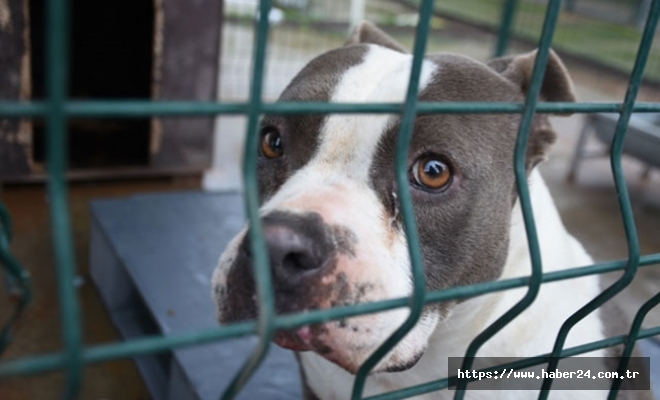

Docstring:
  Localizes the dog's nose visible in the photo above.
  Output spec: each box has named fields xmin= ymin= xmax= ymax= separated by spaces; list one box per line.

xmin=244 ymin=212 xmax=333 ymax=287
xmin=265 ymin=224 xmax=322 ymax=271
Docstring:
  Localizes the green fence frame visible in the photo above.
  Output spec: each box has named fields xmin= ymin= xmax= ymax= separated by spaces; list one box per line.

xmin=1 ymin=0 xmax=660 ymax=399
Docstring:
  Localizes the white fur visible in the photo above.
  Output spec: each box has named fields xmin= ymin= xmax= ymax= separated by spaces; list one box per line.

xmin=300 ymin=170 xmax=607 ymax=399
xmin=311 ymin=44 xmax=436 ymax=182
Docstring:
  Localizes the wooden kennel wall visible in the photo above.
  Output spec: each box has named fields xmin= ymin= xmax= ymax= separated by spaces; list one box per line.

xmin=0 ymin=0 xmax=223 ymax=181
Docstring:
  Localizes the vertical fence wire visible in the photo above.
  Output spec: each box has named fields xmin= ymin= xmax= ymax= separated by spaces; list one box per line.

xmin=0 ymin=202 xmax=32 ymax=355
xmin=609 ymin=291 xmax=660 ymax=397
xmin=220 ymin=1 xmax=275 ymax=399
xmin=454 ymin=0 xmax=562 ymax=398
xmin=539 ymin=0 xmax=660 ymax=397
xmin=349 ymin=0 xmax=435 ymax=398
xmin=45 ymin=0 xmax=84 ymax=397
xmin=494 ymin=0 xmax=518 ymax=57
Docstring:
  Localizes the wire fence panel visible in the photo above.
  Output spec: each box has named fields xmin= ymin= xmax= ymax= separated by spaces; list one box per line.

xmin=0 ymin=0 xmax=659 ymax=399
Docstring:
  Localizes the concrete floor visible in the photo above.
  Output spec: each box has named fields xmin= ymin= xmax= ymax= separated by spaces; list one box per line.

xmin=2 ymin=20 xmax=660 ymax=400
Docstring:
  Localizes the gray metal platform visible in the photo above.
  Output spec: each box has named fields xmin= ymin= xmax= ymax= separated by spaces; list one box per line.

xmin=89 ymin=191 xmax=302 ymax=400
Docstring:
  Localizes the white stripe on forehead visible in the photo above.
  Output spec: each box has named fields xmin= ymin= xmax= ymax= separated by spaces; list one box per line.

xmin=260 ymin=45 xmax=437 ymax=215
xmin=312 ymin=44 xmax=438 ymax=180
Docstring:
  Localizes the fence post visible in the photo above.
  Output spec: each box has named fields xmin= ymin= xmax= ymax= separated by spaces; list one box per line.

xmin=350 ymin=0 xmax=366 ymax=29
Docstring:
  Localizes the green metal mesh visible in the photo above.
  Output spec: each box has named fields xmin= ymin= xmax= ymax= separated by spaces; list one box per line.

xmin=0 ymin=0 xmax=659 ymax=399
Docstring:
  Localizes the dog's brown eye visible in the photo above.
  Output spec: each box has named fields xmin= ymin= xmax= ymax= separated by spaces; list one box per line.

xmin=261 ymin=127 xmax=283 ymax=159
xmin=411 ymin=156 xmax=452 ymax=190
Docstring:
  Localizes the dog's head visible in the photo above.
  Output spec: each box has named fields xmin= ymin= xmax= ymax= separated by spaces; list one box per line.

xmin=212 ymin=22 xmax=575 ymax=374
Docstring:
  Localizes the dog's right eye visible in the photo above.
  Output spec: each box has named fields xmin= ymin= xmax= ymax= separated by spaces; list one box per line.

xmin=410 ymin=155 xmax=452 ymax=192
xmin=260 ymin=127 xmax=284 ymax=159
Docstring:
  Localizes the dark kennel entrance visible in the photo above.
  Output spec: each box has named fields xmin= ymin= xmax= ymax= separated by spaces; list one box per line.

xmin=30 ymin=0 xmax=153 ymax=169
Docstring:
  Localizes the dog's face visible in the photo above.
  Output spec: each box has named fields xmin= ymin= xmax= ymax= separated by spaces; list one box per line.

xmin=212 ymin=23 xmax=575 ymax=374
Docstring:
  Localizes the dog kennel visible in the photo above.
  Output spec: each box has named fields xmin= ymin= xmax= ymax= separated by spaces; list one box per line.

xmin=1 ymin=0 xmax=660 ymax=399
xmin=0 ymin=0 xmax=221 ymax=181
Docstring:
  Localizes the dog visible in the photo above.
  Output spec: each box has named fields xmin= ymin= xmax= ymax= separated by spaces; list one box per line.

xmin=212 ymin=22 xmax=651 ymax=399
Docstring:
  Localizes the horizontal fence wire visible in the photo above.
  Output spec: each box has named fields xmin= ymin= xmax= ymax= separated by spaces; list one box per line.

xmin=7 ymin=100 xmax=660 ymax=118
xmin=0 ymin=0 xmax=659 ymax=399
xmin=0 ymin=255 xmax=658 ymax=377
xmin=367 ymin=327 xmax=660 ymax=400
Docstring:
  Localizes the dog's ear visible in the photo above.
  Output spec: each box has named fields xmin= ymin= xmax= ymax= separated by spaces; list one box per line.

xmin=345 ymin=21 xmax=407 ymax=53
xmin=488 ymin=49 xmax=576 ymax=171
xmin=487 ymin=49 xmax=576 ymax=103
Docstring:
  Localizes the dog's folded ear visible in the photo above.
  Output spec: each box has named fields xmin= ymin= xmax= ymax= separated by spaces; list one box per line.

xmin=487 ymin=49 xmax=576 ymax=104
xmin=345 ymin=21 xmax=408 ymax=53
xmin=489 ymin=50 xmax=576 ymax=172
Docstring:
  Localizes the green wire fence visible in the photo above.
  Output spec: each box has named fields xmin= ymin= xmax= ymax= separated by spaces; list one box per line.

xmin=0 ymin=0 xmax=659 ymax=399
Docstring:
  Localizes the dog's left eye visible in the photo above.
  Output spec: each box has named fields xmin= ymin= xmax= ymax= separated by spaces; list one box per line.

xmin=260 ymin=127 xmax=284 ymax=159
xmin=410 ymin=155 xmax=452 ymax=191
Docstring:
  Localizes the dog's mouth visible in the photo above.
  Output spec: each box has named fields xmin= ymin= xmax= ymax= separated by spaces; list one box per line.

xmin=273 ymin=326 xmax=314 ymax=352
xmin=274 ymin=324 xmax=372 ymax=374
xmin=273 ymin=324 xmax=336 ymax=355
xmin=273 ymin=322 xmax=428 ymax=374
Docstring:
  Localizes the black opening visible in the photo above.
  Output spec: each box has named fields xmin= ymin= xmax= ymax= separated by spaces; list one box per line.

xmin=30 ymin=0 xmax=153 ymax=168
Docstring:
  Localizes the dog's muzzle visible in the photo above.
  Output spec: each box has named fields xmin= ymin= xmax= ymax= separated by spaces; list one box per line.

xmin=213 ymin=199 xmax=436 ymax=374
xmin=217 ymin=211 xmax=353 ymax=350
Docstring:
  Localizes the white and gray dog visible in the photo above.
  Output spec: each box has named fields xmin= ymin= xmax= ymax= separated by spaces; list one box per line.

xmin=212 ymin=22 xmax=650 ymax=399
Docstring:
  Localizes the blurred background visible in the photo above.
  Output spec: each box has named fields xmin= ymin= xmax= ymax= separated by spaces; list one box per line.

xmin=0 ymin=0 xmax=659 ymax=398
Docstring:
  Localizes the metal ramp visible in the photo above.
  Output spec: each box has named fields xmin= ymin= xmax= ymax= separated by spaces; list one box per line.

xmin=89 ymin=191 xmax=302 ymax=400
